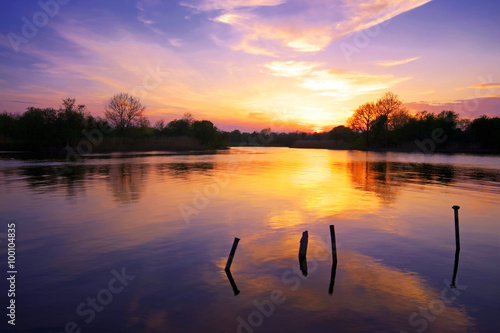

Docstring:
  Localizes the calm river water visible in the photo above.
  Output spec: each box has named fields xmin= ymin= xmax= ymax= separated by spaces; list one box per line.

xmin=0 ymin=147 xmax=499 ymax=332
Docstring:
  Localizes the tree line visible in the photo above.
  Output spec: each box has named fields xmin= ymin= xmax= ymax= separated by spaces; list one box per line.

xmin=229 ymin=92 xmax=500 ymax=153
xmin=344 ymin=92 xmax=500 ymax=152
xmin=0 ymin=93 xmax=228 ymax=152
xmin=1 ymin=91 xmax=499 ymax=153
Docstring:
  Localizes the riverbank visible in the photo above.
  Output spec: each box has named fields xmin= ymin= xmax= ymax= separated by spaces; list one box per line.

xmin=0 ymin=136 xmax=228 ymax=154
xmin=228 ymin=140 xmax=500 ymax=155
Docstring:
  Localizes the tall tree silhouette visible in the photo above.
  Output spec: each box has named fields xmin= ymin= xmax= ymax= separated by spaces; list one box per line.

xmin=375 ymin=92 xmax=408 ymax=145
xmin=104 ymin=93 xmax=146 ymax=134
xmin=348 ymin=102 xmax=377 ymax=146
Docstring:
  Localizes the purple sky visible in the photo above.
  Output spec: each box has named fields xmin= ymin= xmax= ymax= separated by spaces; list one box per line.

xmin=1 ymin=0 xmax=499 ymax=132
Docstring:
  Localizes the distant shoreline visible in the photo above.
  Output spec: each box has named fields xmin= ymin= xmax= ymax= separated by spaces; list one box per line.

xmin=228 ymin=142 xmax=500 ymax=155
xmin=1 ymin=143 xmax=499 ymax=157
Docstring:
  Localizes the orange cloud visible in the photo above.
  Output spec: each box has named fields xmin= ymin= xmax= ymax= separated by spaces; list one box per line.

xmin=469 ymin=83 xmax=500 ymax=89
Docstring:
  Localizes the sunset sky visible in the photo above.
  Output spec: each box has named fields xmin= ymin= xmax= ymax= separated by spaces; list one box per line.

xmin=1 ymin=0 xmax=499 ymax=132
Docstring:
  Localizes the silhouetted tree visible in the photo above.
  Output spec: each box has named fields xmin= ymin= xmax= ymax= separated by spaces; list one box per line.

xmin=154 ymin=119 xmax=165 ymax=132
xmin=0 ymin=112 xmax=19 ymax=139
xmin=328 ymin=125 xmax=355 ymax=143
xmin=56 ymin=98 xmax=89 ymax=146
xmin=348 ymin=102 xmax=377 ymax=146
xmin=104 ymin=93 xmax=146 ymax=134
xmin=166 ymin=113 xmax=193 ymax=137
xmin=467 ymin=115 xmax=500 ymax=150
xmin=375 ymin=92 xmax=408 ymax=145
xmin=18 ymin=107 xmax=58 ymax=148
xmin=229 ymin=129 xmax=242 ymax=143
xmin=192 ymin=120 xmax=219 ymax=146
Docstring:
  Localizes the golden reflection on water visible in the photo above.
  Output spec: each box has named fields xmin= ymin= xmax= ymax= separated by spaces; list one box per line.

xmin=2 ymin=148 xmax=498 ymax=332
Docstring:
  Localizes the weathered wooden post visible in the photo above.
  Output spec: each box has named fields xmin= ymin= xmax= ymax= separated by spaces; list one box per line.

xmin=298 ymin=231 xmax=308 ymax=259
xmin=330 ymin=225 xmax=337 ymax=263
xmin=452 ymin=205 xmax=460 ymax=251
xmin=225 ymin=237 xmax=240 ymax=271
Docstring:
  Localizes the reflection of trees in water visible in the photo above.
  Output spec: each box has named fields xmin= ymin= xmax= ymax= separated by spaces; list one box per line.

xmin=0 ymin=164 xmax=102 ymax=199
xmin=108 ymin=163 xmax=149 ymax=203
xmin=401 ymin=163 xmax=455 ymax=184
xmin=348 ymin=161 xmax=460 ymax=204
xmin=463 ymin=168 xmax=500 ymax=182
xmin=107 ymin=162 xmax=214 ymax=203
xmin=0 ymin=158 xmax=216 ymax=203
xmin=155 ymin=162 xmax=214 ymax=180
xmin=348 ymin=161 xmax=397 ymax=204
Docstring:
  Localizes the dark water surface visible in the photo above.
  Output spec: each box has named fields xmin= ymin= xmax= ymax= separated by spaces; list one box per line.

xmin=0 ymin=147 xmax=499 ymax=333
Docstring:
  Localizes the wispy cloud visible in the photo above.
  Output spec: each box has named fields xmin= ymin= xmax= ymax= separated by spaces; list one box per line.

xmin=336 ymin=0 xmax=432 ymax=35
xmin=263 ymin=61 xmax=322 ymax=77
xmin=0 ymin=24 xmax=215 ymax=117
xmin=180 ymin=0 xmax=286 ymax=12
xmin=377 ymin=56 xmax=421 ymax=67
xmin=187 ymin=0 xmax=432 ymax=56
xmin=168 ymin=38 xmax=183 ymax=48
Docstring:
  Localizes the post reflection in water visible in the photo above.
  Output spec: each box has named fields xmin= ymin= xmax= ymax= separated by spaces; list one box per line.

xmin=329 ymin=259 xmax=338 ymax=295
xmin=225 ymin=269 xmax=240 ymax=296
xmin=299 ymin=256 xmax=308 ymax=277
xmin=329 ymin=225 xmax=338 ymax=295
xmin=298 ymin=230 xmax=309 ymax=277
xmin=451 ymin=248 xmax=460 ymax=289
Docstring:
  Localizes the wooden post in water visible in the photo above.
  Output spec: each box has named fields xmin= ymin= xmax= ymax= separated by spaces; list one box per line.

xmin=451 ymin=205 xmax=461 ymax=288
xmin=330 ymin=225 xmax=337 ymax=263
xmin=298 ymin=231 xmax=308 ymax=259
xmin=452 ymin=206 xmax=460 ymax=251
xmin=329 ymin=225 xmax=338 ymax=294
xmin=225 ymin=237 xmax=240 ymax=271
